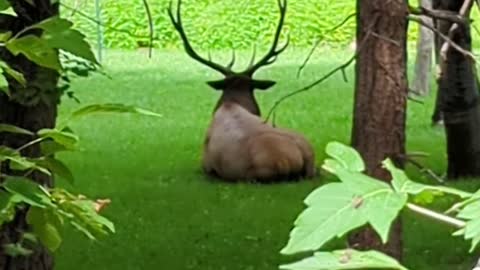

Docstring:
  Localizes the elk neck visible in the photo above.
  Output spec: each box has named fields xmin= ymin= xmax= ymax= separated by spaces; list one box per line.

xmin=214 ymin=89 xmax=261 ymax=116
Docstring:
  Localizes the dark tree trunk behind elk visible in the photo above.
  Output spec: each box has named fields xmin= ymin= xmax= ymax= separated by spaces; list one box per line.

xmin=433 ymin=0 xmax=480 ymax=179
xmin=350 ymin=0 xmax=408 ymax=260
xmin=0 ymin=1 xmax=59 ymax=269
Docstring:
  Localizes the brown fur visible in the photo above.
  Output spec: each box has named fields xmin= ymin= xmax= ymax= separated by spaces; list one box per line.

xmin=202 ymin=102 xmax=315 ymax=182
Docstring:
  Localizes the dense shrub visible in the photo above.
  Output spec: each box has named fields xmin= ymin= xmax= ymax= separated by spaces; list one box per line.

xmin=63 ymin=0 xmax=480 ymax=50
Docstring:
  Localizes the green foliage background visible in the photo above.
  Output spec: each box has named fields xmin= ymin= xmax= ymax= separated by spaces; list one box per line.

xmin=62 ymin=0 xmax=480 ymax=49
xmin=63 ymin=0 xmax=357 ymax=50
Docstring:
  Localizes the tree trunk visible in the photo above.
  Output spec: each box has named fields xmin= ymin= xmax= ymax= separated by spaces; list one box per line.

xmin=433 ymin=0 xmax=480 ymax=179
xmin=412 ymin=0 xmax=434 ymax=96
xmin=350 ymin=0 xmax=408 ymax=261
xmin=0 ymin=1 xmax=59 ymax=269
xmin=431 ymin=0 xmax=445 ymax=124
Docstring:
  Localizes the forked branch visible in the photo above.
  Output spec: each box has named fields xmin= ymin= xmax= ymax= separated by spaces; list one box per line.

xmin=439 ymin=0 xmax=475 ymax=61
xmin=407 ymin=15 xmax=476 ymax=61
xmin=408 ymin=5 xmax=468 ymax=25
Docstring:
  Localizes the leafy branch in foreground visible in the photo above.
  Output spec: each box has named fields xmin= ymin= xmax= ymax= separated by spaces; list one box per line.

xmin=280 ymin=142 xmax=480 ymax=270
xmin=0 ymin=103 xmax=162 ymax=255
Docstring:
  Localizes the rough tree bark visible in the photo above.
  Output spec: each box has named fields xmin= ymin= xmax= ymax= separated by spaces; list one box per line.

xmin=350 ymin=0 xmax=408 ymax=261
xmin=412 ymin=0 xmax=434 ymax=96
xmin=0 ymin=1 xmax=59 ymax=269
xmin=433 ymin=0 xmax=480 ymax=178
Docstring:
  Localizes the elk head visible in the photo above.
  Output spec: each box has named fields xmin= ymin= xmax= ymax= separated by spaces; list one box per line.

xmin=168 ymin=0 xmax=289 ymax=116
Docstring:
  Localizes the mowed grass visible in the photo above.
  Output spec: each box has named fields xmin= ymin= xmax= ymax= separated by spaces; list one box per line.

xmin=54 ymin=48 xmax=479 ymax=270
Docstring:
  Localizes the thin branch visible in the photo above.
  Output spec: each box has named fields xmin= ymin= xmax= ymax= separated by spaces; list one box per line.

xmin=60 ymin=3 xmax=155 ymax=41
xmin=370 ymin=31 xmax=401 ymax=47
xmin=141 ymin=0 xmax=154 ymax=58
xmin=407 ymin=203 xmax=466 ymax=228
xmin=400 ymin=154 xmax=445 ymax=183
xmin=264 ymin=31 xmax=371 ymax=122
xmin=15 ymin=137 xmax=45 ymax=153
xmin=408 ymin=15 xmax=476 ymax=61
xmin=297 ymin=12 xmax=356 ymax=78
xmin=408 ymin=5 xmax=468 ymax=25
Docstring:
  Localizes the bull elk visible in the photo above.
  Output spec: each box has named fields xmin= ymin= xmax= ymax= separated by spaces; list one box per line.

xmin=168 ymin=0 xmax=316 ymax=182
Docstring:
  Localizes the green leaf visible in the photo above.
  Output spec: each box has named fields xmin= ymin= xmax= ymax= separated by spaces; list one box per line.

xmin=0 ymin=31 xmax=12 ymax=42
xmin=325 ymin=142 xmax=365 ymax=172
xmin=321 ymin=158 xmax=390 ymax=198
xmin=31 ymin=16 xmax=98 ymax=64
xmin=3 ymin=177 xmax=53 ymax=208
xmin=0 ymin=0 xmax=10 ymax=11
xmin=0 ymin=60 xmax=26 ymax=86
xmin=280 ymin=249 xmax=409 ymax=270
xmin=384 ymin=159 xmax=472 ymax=199
xmin=57 ymin=103 xmax=163 ymax=130
xmin=37 ymin=129 xmax=78 ymax=150
xmin=455 ymin=200 xmax=480 ymax=251
xmin=37 ymin=157 xmax=74 ymax=184
xmin=281 ymin=183 xmax=368 ymax=254
xmin=362 ymin=190 xmax=407 ymax=243
xmin=6 ymin=35 xmax=61 ymax=70
xmin=0 ymin=124 xmax=33 ymax=135
xmin=3 ymin=243 xmax=33 ymax=257
xmin=40 ymin=140 xmax=69 ymax=156
xmin=0 ymin=146 xmax=50 ymax=175
xmin=283 ymin=165 xmax=407 ymax=254
xmin=0 ymin=190 xmax=17 ymax=226
xmin=71 ymin=103 xmax=163 ymax=119
xmin=26 ymin=207 xmax=62 ymax=252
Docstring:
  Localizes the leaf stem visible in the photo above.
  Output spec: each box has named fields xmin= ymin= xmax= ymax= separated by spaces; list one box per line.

xmin=407 ymin=203 xmax=466 ymax=228
xmin=16 ymin=137 xmax=45 ymax=152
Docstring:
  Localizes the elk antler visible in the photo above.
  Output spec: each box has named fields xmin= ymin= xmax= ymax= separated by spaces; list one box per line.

xmin=167 ymin=0 xmax=234 ymax=75
xmin=242 ymin=0 xmax=289 ymax=76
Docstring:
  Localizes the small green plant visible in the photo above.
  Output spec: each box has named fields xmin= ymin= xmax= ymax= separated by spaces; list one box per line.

xmin=281 ymin=142 xmax=480 ymax=270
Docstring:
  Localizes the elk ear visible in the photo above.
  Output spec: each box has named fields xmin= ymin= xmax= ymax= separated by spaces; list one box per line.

xmin=206 ymin=79 xmax=226 ymax=90
xmin=253 ymin=80 xmax=276 ymax=90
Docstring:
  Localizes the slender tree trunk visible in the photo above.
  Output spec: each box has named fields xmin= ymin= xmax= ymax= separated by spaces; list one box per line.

xmin=0 ymin=1 xmax=59 ymax=269
xmin=433 ymin=0 xmax=480 ymax=179
xmin=431 ymin=0 xmax=445 ymax=124
xmin=412 ymin=0 xmax=434 ymax=96
xmin=350 ymin=0 xmax=408 ymax=261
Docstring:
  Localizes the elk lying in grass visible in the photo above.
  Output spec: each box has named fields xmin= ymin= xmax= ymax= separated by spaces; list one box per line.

xmin=168 ymin=0 xmax=316 ymax=182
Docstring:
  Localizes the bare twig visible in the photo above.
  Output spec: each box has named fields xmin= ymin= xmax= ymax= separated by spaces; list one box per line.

xmin=61 ymin=2 xmax=155 ymax=41
xmin=399 ymin=153 xmax=444 ymax=183
xmin=408 ymin=5 xmax=468 ymax=25
xmin=297 ymin=12 xmax=356 ymax=78
xmin=408 ymin=15 xmax=476 ymax=61
xmin=265 ymin=31 xmax=371 ymax=122
xmin=371 ymin=31 xmax=401 ymax=47
xmin=265 ymin=15 xmax=383 ymax=122
xmin=408 ymin=93 xmax=425 ymax=104
xmin=439 ymin=0 xmax=474 ymax=61
xmin=142 ymin=0 xmax=154 ymax=58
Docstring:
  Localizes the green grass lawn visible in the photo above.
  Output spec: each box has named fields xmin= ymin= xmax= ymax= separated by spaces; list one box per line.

xmin=53 ymin=48 xmax=479 ymax=270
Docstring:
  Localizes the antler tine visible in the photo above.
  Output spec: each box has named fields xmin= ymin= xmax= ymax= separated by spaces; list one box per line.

xmin=227 ymin=48 xmax=236 ymax=69
xmin=242 ymin=0 xmax=288 ymax=75
xmin=167 ymin=0 xmax=233 ymax=75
